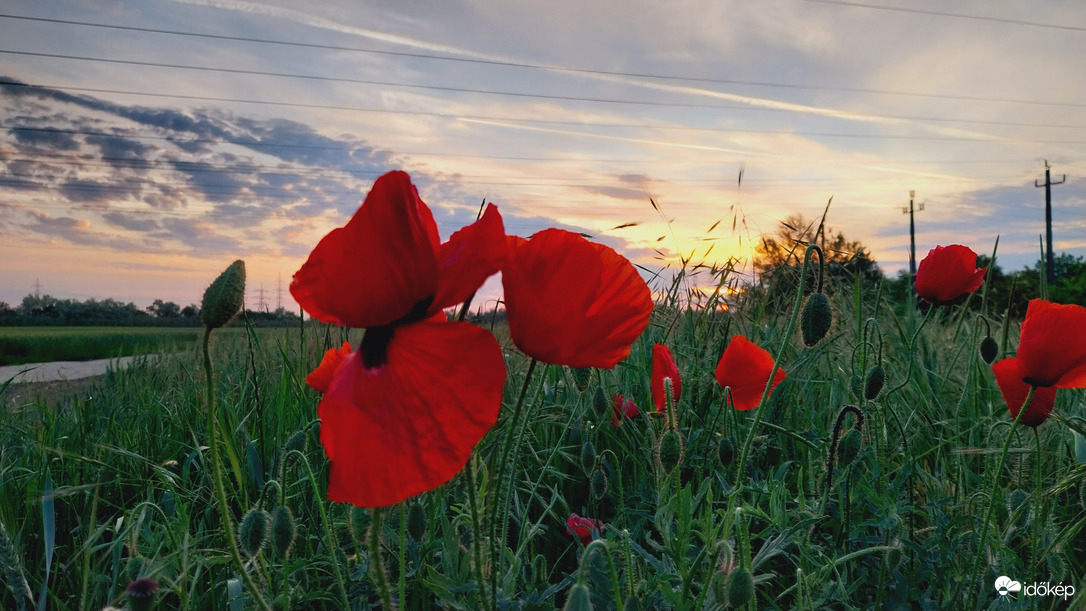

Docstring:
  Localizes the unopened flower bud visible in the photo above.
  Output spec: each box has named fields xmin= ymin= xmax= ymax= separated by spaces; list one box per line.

xmin=284 ymin=429 xmax=307 ymax=454
xmin=864 ymin=365 xmax=885 ymax=401
xmin=836 ymin=429 xmax=863 ymax=468
xmin=717 ymin=436 xmax=735 ymax=468
xmin=125 ymin=578 xmax=159 ymax=611
xmin=590 ymin=467 xmax=609 ymax=500
xmin=725 ymin=566 xmax=754 ymax=607
xmin=593 ymin=386 xmax=609 ymax=420
xmin=656 ymin=430 xmax=685 ymax=476
xmin=710 ymin=570 xmax=728 ymax=603
xmin=239 ymin=508 xmax=270 ymax=558
xmin=562 ymin=583 xmax=593 ymax=611
xmin=570 ymin=367 xmax=594 ymax=393
xmin=849 ymin=374 xmax=863 ymax=400
xmin=407 ymin=501 xmax=427 ymax=542
xmin=884 ymin=544 xmax=902 ymax=572
xmin=200 ymin=260 xmax=246 ymax=329
xmin=271 ymin=505 xmax=296 ymax=559
xmin=580 ymin=440 xmax=597 ymax=475
xmin=800 ymin=292 xmax=833 ymax=347
xmin=980 ymin=336 xmax=999 ymax=365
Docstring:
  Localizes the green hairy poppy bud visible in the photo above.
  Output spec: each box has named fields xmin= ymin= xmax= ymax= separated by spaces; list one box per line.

xmin=580 ymin=440 xmax=597 ymax=475
xmin=239 ymin=508 xmax=270 ymax=558
xmin=200 ymin=260 xmax=246 ymax=329
xmin=562 ymin=582 xmax=593 ymax=611
xmin=1007 ymin=488 xmax=1031 ymax=528
xmin=864 ymin=365 xmax=885 ymax=401
xmin=570 ymin=367 xmax=594 ymax=393
xmin=656 ymin=430 xmax=685 ymax=476
xmin=593 ymin=386 xmax=609 ymax=420
xmin=710 ymin=570 xmax=728 ymax=603
xmin=884 ymin=544 xmax=902 ymax=572
xmin=980 ymin=336 xmax=999 ymax=365
xmin=717 ymin=436 xmax=735 ymax=467
xmin=725 ymin=566 xmax=754 ymax=607
xmin=590 ymin=467 xmax=609 ymax=500
xmin=849 ymin=374 xmax=863 ymax=400
xmin=407 ymin=501 xmax=427 ymax=542
xmin=800 ymin=292 xmax=833 ymax=347
xmin=271 ymin=505 xmax=296 ymax=559
xmin=836 ymin=429 xmax=863 ymax=468
xmin=125 ymin=578 xmax=159 ymax=611
xmin=284 ymin=429 xmax=307 ymax=454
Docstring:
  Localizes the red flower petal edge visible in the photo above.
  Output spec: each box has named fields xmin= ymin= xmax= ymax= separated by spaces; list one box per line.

xmin=611 ymin=393 xmax=639 ymax=425
xmin=318 ymin=321 xmax=505 ymax=507
xmin=306 ymin=341 xmax=352 ymax=394
xmin=914 ymin=244 xmax=986 ymax=305
xmin=1016 ymin=299 xmax=1086 ymax=388
xmin=714 ymin=335 xmax=786 ymax=411
xmin=566 ymin=513 xmax=603 ymax=545
xmin=651 ymin=344 xmax=682 ymax=413
xmin=431 ymin=203 xmax=508 ymax=313
xmin=993 ymin=358 xmax=1056 ymax=427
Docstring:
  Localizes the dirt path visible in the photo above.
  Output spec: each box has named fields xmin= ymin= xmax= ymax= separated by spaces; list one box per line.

xmin=0 ymin=354 xmax=158 ymax=384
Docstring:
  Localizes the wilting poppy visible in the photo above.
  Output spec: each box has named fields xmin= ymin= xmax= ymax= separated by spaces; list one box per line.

xmin=651 ymin=344 xmax=682 ymax=413
xmin=611 ymin=393 xmax=639 ymax=425
xmin=714 ymin=335 xmax=786 ymax=411
xmin=993 ymin=358 xmax=1056 ymax=427
xmin=1016 ymin=299 xmax=1086 ymax=388
xmin=305 ymin=341 xmax=351 ymax=394
xmin=566 ymin=513 xmax=603 ymax=544
xmin=291 ymin=171 xmax=508 ymax=508
xmin=914 ymin=244 xmax=986 ymax=305
xmin=503 ymin=229 xmax=653 ymax=369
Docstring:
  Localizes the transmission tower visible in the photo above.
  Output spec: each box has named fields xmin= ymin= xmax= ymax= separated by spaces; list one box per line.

xmin=253 ymin=284 xmax=269 ymax=312
xmin=276 ymin=273 xmax=284 ymax=312
xmin=31 ymin=278 xmax=43 ymax=298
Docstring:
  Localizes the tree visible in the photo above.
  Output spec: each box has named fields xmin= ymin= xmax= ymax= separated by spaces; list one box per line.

xmin=148 ymin=299 xmax=181 ymax=318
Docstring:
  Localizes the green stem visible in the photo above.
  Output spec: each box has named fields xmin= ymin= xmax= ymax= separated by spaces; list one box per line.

xmin=465 ymin=460 xmax=492 ymax=611
xmin=580 ymin=540 xmax=624 ymax=611
xmin=398 ymin=505 xmax=407 ymax=610
xmin=283 ymin=450 xmax=350 ymax=609
xmin=370 ymin=507 xmax=396 ymax=611
xmin=959 ymin=385 xmax=1034 ymax=607
xmin=1029 ymin=428 xmax=1042 ymax=585
xmin=202 ymin=327 xmax=273 ymax=611
xmin=885 ymin=305 xmax=935 ymax=398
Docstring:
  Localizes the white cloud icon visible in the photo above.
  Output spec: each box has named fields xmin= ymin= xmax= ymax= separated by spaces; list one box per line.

xmin=995 ymin=576 xmax=1022 ymax=596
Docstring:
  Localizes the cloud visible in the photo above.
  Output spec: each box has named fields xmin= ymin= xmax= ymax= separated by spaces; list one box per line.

xmin=102 ymin=211 xmax=162 ymax=232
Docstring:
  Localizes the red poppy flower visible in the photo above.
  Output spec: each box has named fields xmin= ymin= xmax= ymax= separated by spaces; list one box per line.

xmin=611 ymin=393 xmax=639 ymax=425
xmin=305 ymin=341 xmax=351 ymax=394
xmin=503 ymin=229 xmax=653 ymax=369
xmin=1016 ymin=299 xmax=1086 ymax=388
xmin=291 ymin=171 xmax=508 ymax=507
xmin=651 ymin=344 xmax=682 ymax=413
xmin=714 ymin=335 xmax=786 ymax=411
xmin=993 ymin=358 xmax=1056 ymax=427
xmin=565 ymin=513 xmax=603 ymax=544
xmin=914 ymin=244 xmax=986 ymax=305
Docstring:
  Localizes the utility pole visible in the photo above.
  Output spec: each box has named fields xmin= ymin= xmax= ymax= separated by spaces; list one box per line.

xmin=275 ymin=273 xmax=284 ymax=312
xmin=1035 ymin=160 xmax=1066 ymax=284
xmin=254 ymin=284 xmax=269 ymax=312
xmin=901 ymin=190 xmax=925 ymax=277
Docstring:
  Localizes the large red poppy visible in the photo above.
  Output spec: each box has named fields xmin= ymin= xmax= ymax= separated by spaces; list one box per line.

xmin=502 ymin=229 xmax=653 ymax=369
xmin=992 ymin=358 xmax=1056 ymax=427
xmin=914 ymin=244 xmax=986 ymax=305
xmin=306 ymin=341 xmax=351 ymax=394
xmin=291 ymin=171 xmax=508 ymax=507
xmin=1015 ymin=299 xmax=1086 ymax=388
xmin=714 ymin=335 xmax=786 ymax=411
xmin=651 ymin=344 xmax=682 ymax=413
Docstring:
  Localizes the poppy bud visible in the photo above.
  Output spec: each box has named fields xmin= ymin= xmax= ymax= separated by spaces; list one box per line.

xmin=979 ymin=336 xmax=999 ymax=365
xmin=590 ymin=467 xmax=609 ymax=500
xmin=407 ymin=501 xmax=427 ymax=542
xmin=570 ymin=367 xmax=594 ymax=393
xmin=349 ymin=506 xmax=370 ymax=543
xmin=239 ymin=508 xmax=270 ymax=558
xmin=800 ymin=292 xmax=833 ymax=347
xmin=1049 ymin=554 xmax=1067 ymax=583
xmin=656 ymin=430 xmax=685 ymax=476
xmin=580 ymin=440 xmax=597 ymax=475
xmin=125 ymin=556 xmax=144 ymax=582
xmin=710 ymin=570 xmax=728 ymax=603
xmin=562 ymin=583 xmax=594 ymax=611
xmin=884 ymin=544 xmax=902 ymax=572
xmin=849 ymin=374 xmax=863 ymax=400
xmin=200 ymin=260 xmax=246 ymax=329
xmin=717 ymin=436 xmax=735 ymax=468
xmin=1006 ymin=489 xmax=1031 ymax=529
xmin=284 ymin=429 xmax=307 ymax=454
xmin=864 ymin=365 xmax=885 ymax=401
xmin=593 ymin=386 xmax=610 ymax=420
xmin=725 ymin=566 xmax=754 ymax=607
xmin=125 ymin=578 xmax=159 ymax=611
xmin=271 ymin=505 xmax=296 ymax=559
xmin=836 ymin=429 xmax=863 ymax=468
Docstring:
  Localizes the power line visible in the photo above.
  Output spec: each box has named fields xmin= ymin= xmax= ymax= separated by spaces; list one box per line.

xmin=804 ymin=0 xmax=1086 ymax=32
xmin=4 ymin=78 xmax=1084 ymax=130
xmin=2 ymin=13 xmax=1081 ymax=108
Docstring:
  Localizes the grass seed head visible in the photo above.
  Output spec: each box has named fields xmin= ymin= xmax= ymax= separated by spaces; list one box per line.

xmin=200 ymin=260 xmax=246 ymax=329
xmin=239 ymin=508 xmax=270 ymax=558
xmin=800 ymin=292 xmax=833 ymax=347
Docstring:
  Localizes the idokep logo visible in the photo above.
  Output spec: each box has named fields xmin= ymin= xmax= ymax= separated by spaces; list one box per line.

xmin=995 ymin=576 xmax=1075 ymax=601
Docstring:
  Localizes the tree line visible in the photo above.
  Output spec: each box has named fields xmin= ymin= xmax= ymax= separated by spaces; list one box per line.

xmin=0 ymin=294 xmax=302 ymax=327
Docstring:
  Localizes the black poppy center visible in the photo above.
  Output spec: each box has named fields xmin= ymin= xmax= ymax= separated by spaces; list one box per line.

xmin=359 ymin=296 xmax=434 ymax=368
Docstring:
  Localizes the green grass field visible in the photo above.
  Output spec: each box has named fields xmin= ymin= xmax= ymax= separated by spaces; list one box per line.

xmin=0 ymin=326 xmax=215 ymax=366
xmin=0 ymin=278 xmax=1083 ymax=610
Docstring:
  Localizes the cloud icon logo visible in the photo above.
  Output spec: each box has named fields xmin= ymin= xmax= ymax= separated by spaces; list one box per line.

xmin=995 ymin=576 xmax=1022 ymax=596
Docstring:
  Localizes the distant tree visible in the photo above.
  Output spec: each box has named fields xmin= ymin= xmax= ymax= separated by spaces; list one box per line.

xmin=181 ymin=304 xmax=200 ymax=319
xmin=148 ymin=299 xmax=182 ymax=318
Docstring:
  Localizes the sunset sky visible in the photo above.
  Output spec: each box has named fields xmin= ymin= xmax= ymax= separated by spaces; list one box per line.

xmin=1 ymin=0 xmax=1084 ymax=310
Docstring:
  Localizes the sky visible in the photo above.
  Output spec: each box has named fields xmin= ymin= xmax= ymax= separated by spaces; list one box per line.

xmin=1 ymin=0 xmax=1084 ymax=311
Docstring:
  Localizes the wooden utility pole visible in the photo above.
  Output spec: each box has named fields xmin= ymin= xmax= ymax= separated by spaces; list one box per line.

xmin=1035 ymin=160 xmax=1066 ymax=284
xmin=902 ymin=190 xmax=925 ymax=277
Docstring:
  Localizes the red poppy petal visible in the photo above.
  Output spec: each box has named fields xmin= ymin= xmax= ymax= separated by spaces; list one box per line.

xmin=305 ymin=341 xmax=352 ymax=394
xmin=1017 ymin=299 xmax=1086 ymax=388
xmin=317 ymin=321 xmax=505 ymax=507
xmin=993 ymin=358 xmax=1056 ymax=427
xmin=715 ymin=335 xmax=786 ymax=411
xmin=431 ymin=204 xmax=508 ymax=313
xmin=504 ymin=229 xmax=652 ymax=368
xmin=291 ymin=171 xmax=441 ymax=328
xmin=914 ymin=244 xmax=985 ymax=305
xmin=651 ymin=344 xmax=682 ymax=413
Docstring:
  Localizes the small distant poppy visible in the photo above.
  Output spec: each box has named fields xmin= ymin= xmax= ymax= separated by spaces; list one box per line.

xmin=914 ymin=244 xmax=986 ymax=305
xmin=714 ymin=335 xmax=786 ymax=411
xmin=992 ymin=358 xmax=1056 ymax=427
xmin=503 ymin=228 xmax=653 ymax=368
xmin=611 ymin=393 xmax=639 ymax=425
xmin=1015 ymin=299 xmax=1086 ymax=388
xmin=291 ymin=171 xmax=508 ymax=508
xmin=651 ymin=344 xmax=682 ymax=413
xmin=566 ymin=513 xmax=603 ymax=544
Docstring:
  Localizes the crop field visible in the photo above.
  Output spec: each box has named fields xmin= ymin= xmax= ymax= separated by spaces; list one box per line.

xmin=0 ymin=327 xmax=204 ymax=366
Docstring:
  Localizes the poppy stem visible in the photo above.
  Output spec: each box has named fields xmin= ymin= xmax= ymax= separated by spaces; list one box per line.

xmin=201 ymin=327 xmax=273 ymax=611
xmin=1029 ymin=427 xmax=1042 ymax=586
xmin=958 ymin=385 xmax=1034 ymax=607
xmin=465 ymin=459 xmax=492 ymax=611
xmin=885 ymin=301 xmax=935 ymax=398
xmin=369 ymin=507 xmax=397 ymax=611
